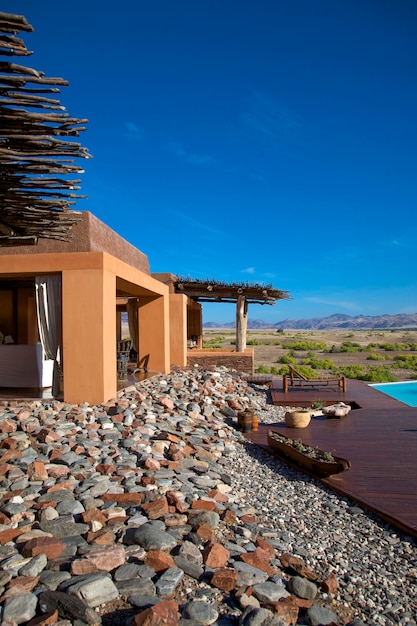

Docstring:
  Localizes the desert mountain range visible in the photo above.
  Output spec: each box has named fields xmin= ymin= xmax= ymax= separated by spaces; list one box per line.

xmin=203 ymin=313 xmax=417 ymax=330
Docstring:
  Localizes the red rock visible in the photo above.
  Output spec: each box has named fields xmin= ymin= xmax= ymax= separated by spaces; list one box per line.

xmin=47 ymin=481 xmax=74 ymax=493
xmin=320 ymin=572 xmax=338 ymax=594
xmin=96 ymin=463 xmax=117 ymax=475
xmin=141 ymin=497 xmax=169 ymax=519
xmin=221 ymin=509 xmax=237 ymax=525
xmin=81 ymin=508 xmax=107 ymax=525
xmin=240 ymin=514 xmax=258 ymax=523
xmin=21 ymin=536 xmax=66 ymax=559
xmin=0 ymin=463 xmax=10 ymax=475
xmin=131 ymin=600 xmax=179 ymax=625
xmin=202 ymin=542 xmax=230 ymax=568
xmin=191 ymin=499 xmax=218 ymax=511
xmin=0 ymin=437 xmax=17 ymax=449
xmin=28 ymin=461 xmax=48 ymax=481
xmin=279 ymin=553 xmax=318 ymax=581
xmin=240 ymin=552 xmax=276 ymax=577
xmin=86 ymin=529 xmax=116 ymax=544
xmin=49 ymin=448 xmax=63 ymax=461
xmin=3 ymin=576 xmax=39 ymax=598
xmin=196 ymin=523 xmax=215 ymax=542
xmin=0 ymin=511 xmax=11 ymax=524
xmin=163 ymin=513 xmax=188 ymax=527
xmin=25 ymin=610 xmax=59 ymax=625
xmin=207 ymin=489 xmax=229 ymax=503
xmin=0 ymin=528 xmax=25 ymax=544
xmin=45 ymin=465 xmax=69 ymax=479
xmin=71 ymin=544 xmax=125 ymax=574
xmin=101 ymin=492 xmax=143 ymax=505
xmin=166 ymin=491 xmax=186 ymax=513
xmin=256 ymin=538 xmax=276 ymax=559
xmin=211 ymin=567 xmax=238 ymax=592
xmin=266 ymin=597 xmax=300 ymax=625
xmin=0 ymin=419 xmax=17 ymax=433
xmin=145 ymin=458 xmax=161 ymax=470
xmin=145 ymin=550 xmax=176 ymax=573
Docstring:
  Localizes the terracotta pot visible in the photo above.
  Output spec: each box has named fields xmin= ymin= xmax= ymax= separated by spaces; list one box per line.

xmin=285 ymin=410 xmax=311 ymax=428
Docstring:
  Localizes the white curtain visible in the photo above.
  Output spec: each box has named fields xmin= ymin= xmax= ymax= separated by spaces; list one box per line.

xmin=35 ymin=275 xmax=62 ymax=397
xmin=127 ymin=298 xmax=139 ymax=352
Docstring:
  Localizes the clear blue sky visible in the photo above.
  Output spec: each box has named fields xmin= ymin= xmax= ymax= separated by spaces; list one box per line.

xmin=11 ymin=1 xmax=417 ymax=323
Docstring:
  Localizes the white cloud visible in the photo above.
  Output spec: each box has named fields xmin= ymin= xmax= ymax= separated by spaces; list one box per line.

xmin=241 ymin=267 xmax=255 ymax=274
xmin=164 ymin=139 xmax=218 ymax=166
xmin=125 ymin=121 xmax=144 ymax=141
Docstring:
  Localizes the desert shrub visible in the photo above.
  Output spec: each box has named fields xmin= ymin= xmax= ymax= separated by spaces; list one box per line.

xmin=339 ymin=365 xmax=397 ymax=382
xmin=302 ymin=355 xmax=336 ymax=370
xmin=393 ymin=354 xmax=417 ymax=369
xmin=329 ymin=341 xmax=363 ymax=353
xmin=247 ymin=339 xmax=263 ymax=345
xmin=276 ymin=354 xmax=297 ymax=365
xmin=284 ymin=340 xmax=326 ymax=351
xmin=254 ymin=364 xmax=271 ymax=374
xmin=203 ymin=336 xmax=224 ymax=349
xmin=366 ymin=353 xmax=386 ymax=361
xmin=380 ymin=342 xmax=408 ymax=351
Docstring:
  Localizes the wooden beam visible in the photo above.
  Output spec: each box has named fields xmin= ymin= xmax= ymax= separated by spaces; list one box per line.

xmin=236 ymin=295 xmax=248 ymax=352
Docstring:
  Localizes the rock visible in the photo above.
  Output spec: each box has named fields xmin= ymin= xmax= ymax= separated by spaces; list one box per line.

xmin=2 ymin=592 xmax=38 ymax=624
xmin=133 ymin=521 xmax=177 ymax=550
xmin=202 ymin=542 xmax=230 ymax=568
xmin=131 ymin=599 xmax=179 ymax=625
xmin=239 ymin=606 xmax=286 ymax=625
xmin=306 ymin=604 xmax=341 ymax=625
xmin=66 ymin=574 xmax=119 ymax=608
xmin=233 ymin=562 xmax=269 ymax=587
xmin=155 ymin=566 xmax=184 ymax=595
xmin=38 ymin=589 xmax=101 ymax=624
xmin=70 ymin=544 xmax=125 ymax=574
xmin=287 ymin=576 xmax=318 ymax=601
xmin=252 ymin=581 xmax=289 ymax=603
xmin=145 ymin=550 xmax=176 ymax=572
xmin=182 ymin=600 xmax=219 ymax=624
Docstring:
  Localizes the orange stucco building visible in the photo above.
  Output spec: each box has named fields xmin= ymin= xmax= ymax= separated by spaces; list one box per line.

xmin=0 ymin=212 xmax=192 ymax=404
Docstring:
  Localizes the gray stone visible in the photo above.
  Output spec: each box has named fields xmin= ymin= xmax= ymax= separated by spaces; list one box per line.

xmin=252 ymin=581 xmax=289 ymax=603
xmin=56 ymin=498 xmax=86 ymax=515
xmin=66 ymin=574 xmax=119 ymax=608
xmin=19 ymin=552 xmax=48 ymax=577
xmin=155 ymin=566 xmax=184 ymax=595
xmin=188 ymin=510 xmax=220 ymax=529
xmin=239 ymin=606 xmax=286 ymax=625
xmin=39 ymin=589 xmax=101 ymax=625
xmin=287 ymin=576 xmax=318 ymax=601
xmin=113 ymin=562 xmax=140 ymax=581
xmin=174 ymin=554 xmax=204 ymax=580
xmin=2 ymin=592 xmax=38 ymax=624
xmin=39 ymin=570 xmax=72 ymax=590
xmin=132 ymin=521 xmax=177 ymax=550
xmin=182 ymin=600 xmax=219 ymax=625
xmin=306 ymin=604 xmax=341 ymax=626
xmin=178 ymin=539 xmax=204 ymax=563
xmin=233 ymin=562 xmax=269 ymax=587
xmin=128 ymin=595 xmax=162 ymax=609
xmin=115 ymin=577 xmax=156 ymax=597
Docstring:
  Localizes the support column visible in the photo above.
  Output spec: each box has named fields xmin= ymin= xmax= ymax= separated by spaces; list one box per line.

xmin=138 ymin=295 xmax=170 ymax=373
xmin=169 ymin=294 xmax=187 ymax=367
xmin=236 ymin=295 xmax=248 ymax=352
xmin=62 ymin=268 xmax=116 ymax=404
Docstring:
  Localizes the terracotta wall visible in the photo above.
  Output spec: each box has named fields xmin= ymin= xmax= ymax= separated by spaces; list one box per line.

xmin=187 ymin=349 xmax=254 ymax=375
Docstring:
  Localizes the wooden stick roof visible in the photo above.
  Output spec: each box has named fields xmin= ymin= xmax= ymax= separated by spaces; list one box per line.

xmin=175 ymin=277 xmax=290 ymax=305
xmin=0 ymin=11 xmax=91 ymax=246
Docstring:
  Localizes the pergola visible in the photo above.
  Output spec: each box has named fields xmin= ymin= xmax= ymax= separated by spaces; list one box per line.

xmin=174 ymin=277 xmax=290 ymax=351
xmin=0 ymin=11 xmax=90 ymax=246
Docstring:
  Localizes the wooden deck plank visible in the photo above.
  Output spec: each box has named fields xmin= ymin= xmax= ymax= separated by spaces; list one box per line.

xmin=245 ymin=378 xmax=417 ymax=537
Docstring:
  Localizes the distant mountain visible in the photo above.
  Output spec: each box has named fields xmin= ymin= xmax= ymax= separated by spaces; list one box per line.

xmin=203 ymin=313 xmax=417 ymax=330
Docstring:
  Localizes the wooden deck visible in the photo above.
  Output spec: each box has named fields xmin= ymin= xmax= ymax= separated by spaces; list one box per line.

xmin=245 ymin=378 xmax=417 ymax=538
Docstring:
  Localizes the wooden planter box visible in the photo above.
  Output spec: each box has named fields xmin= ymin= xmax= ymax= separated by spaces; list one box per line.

xmin=267 ymin=430 xmax=351 ymax=478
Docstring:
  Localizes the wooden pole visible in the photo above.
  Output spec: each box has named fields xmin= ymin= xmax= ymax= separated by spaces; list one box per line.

xmin=236 ymin=295 xmax=248 ymax=352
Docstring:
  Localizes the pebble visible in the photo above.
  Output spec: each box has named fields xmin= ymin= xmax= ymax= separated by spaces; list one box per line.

xmin=0 ymin=366 xmax=415 ymax=626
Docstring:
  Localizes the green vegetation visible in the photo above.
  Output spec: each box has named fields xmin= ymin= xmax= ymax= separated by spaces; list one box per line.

xmin=276 ymin=354 xmax=297 ymax=365
xmin=246 ymin=339 xmax=263 ymax=345
xmin=393 ymin=354 xmax=417 ymax=370
xmin=284 ymin=340 xmax=326 ymax=351
xmin=366 ymin=353 xmax=386 ymax=361
xmin=203 ymin=336 xmax=224 ymax=349
xmin=329 ymin=341 xmax=363 ymax=353
xmin=302 ymin=354 xmax=336 ymax=370
xmin=254 ymin=364 xmax=280 ymax=374
xmin=338 ymin=365 xmax=397 ymax=382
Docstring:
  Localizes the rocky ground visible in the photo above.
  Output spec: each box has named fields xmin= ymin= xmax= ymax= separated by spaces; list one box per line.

xmin=0 ymin=366 xmax=416 ymax=625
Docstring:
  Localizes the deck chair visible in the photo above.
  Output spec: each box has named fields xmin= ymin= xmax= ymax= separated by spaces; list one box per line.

xmin=283 ymin=365 xmax=347 ymax=393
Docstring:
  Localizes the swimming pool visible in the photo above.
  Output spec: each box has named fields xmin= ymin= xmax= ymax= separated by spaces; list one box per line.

xmin=370 ymin=381 xmax=417 ymax=407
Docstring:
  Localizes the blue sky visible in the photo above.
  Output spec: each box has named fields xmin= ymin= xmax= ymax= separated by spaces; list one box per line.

xmin=11 ymin=1 xmax=417 ymax=323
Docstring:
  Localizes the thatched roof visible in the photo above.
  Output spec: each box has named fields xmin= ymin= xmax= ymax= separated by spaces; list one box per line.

xmin=175 ymin=276 xmax=290 ymax=305
xmin=0 ymin=11 xmax=91 ymax=246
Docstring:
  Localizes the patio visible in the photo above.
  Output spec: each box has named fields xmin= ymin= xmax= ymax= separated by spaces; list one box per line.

xmin=245 ymin=378 xmax=417 ymax=538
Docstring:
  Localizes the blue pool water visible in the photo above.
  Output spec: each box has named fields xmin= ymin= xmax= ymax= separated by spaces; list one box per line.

xmin=370 ymin=381 xmax=417 ymax=407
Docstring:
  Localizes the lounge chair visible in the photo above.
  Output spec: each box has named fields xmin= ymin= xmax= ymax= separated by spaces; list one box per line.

xmin=283 ymin=365 xmax=347 ymax=393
